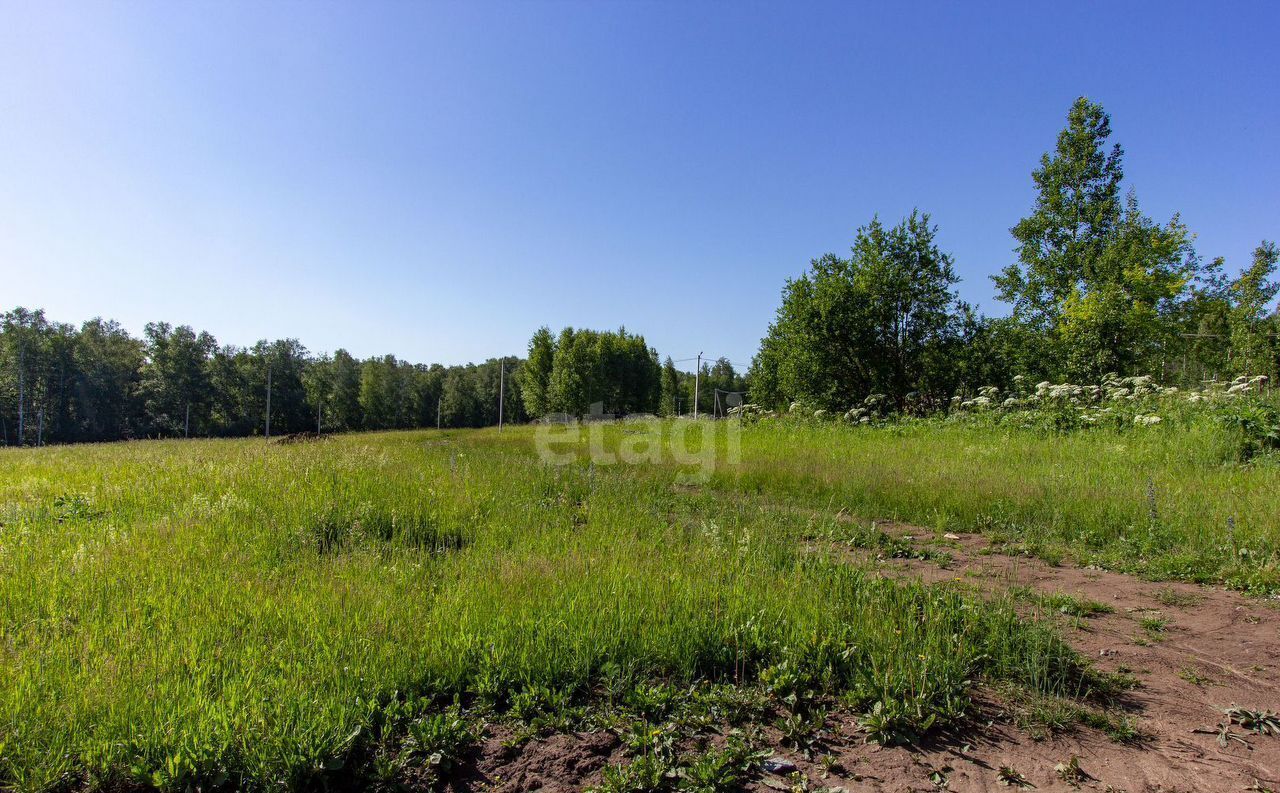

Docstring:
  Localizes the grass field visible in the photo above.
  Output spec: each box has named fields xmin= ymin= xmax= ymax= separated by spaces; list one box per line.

xmin=1 ymin=417 xmax=1276 ymax=791
xmin=720 ymin=413 xmax=1280 ymax=592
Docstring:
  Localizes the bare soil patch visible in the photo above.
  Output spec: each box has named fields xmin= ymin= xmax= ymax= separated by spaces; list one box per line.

xmin=810 ymin=521 xmax=1280 ymax=791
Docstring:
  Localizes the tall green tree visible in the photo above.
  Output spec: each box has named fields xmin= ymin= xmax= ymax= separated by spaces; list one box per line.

xmin=360 ymin=355 xmax=407 ymax=430
xmin=258 ymin=339 xmax=311 ymax=434
xmin=303 ymin=353 xmax=335 ymax=432
xmin=995 ymin=97 xmax=1124 ymax=331
xmin=994 ymin=97 xmax=1195 ymax=379
xmin=1229 ymin=240 xmax=1280 ymax=376
xmin=439 ymin=366 xmax=482 ymax=426
xmin=753 ymin=211 xmax=963 ymax=410
xmin=1172 ymin=253 xmax=1233 ymax=381
xmin=546 ymin=327 xmax=594 ymax=417
xmin=138 ymin=322 xmax=216 ymax=437
xmin=328 ymin=349 xmax=365 ymax=430
xmin=541 ymin=327 xmax=660 ymax=417
xmin=73 ymin=318 xmax=145 ymax=441
xmin=1 ymin=308 xmax=51 ymax=445
xmin=409 ymin=364 xmax=445 ymax=428
xmin=520 ymin=326 xmax=555 ymax=418
xmin=659 ymin=356 xmax=680 ymax=416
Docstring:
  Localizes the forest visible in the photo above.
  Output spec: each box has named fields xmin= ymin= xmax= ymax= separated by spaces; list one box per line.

xmin=0 ymin=311 xmax=528 ymax=444
xmin=0 ymin=312 xmax=751 ymax=444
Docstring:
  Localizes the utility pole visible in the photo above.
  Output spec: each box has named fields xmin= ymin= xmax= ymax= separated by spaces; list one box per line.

xmin=437 ymin=396 xmax=442 ymax=429
xmin=693 ymin=352 xmax=703 ymax=420
xmin=498 ymin=358 xmax=506 ymax=432
xmin=185 ymin=403 xmax=191 ymax=439
xmin=317 ymin=400 xmax=323 ymax=435
xmin=265 ymin=367 xmax=272 ymax=441
xmin=37 ymin=409 xmax=44 ymax=447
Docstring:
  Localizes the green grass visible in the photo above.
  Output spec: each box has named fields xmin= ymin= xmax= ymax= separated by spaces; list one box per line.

xmin=1 ymin=413 xmax=1273 ymax=790
xmin=0 ymin=426 xmax=1099 ymax=791
xmin=718 ymin=417 xmax=1280 ymax=593
xmin=1007 ymin=588 xmax=1115 ymax=618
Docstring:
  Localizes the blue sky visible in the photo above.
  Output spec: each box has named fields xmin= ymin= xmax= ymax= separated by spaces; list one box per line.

xmin=2 ymin=1 xmax=1276 ymax=370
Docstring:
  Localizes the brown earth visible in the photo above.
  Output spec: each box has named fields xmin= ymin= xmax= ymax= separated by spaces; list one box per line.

xmin=447 ymin=524 xmax=1280 ymax=792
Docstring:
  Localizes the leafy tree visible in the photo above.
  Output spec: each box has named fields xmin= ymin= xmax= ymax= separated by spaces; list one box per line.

xmin=360 ymin=355 xmax=409 ymax=430
xmin=35 ymin=321 xmax=78 ymax=443
xmin=1229 ymin=241 xmax=1280 ymax=376
xmin=604 ymin=329 xmax=661 ymax=415
xmin=302 ymin=353 xmax=335 ymax=432
xmin=995 ymin=97 xmax=1124 ymax=331
xmin=73 ymin=318 xmax=144 ymax=441
xmin=258 ymin=339 xmax=311 ymax=434
xmin=541 ymin=327 xmax=660 ymax=417
xmin=659 ymin=356 xmax=680 ymax=416
xmin=994 ymin=97 xmax=1196 ymax=379
xmin=1173 ymin=253 xmax=1233 ymax=381
xmin=1054 ymin=194 xmax=1195 ymax=377
xmin=547 ymin=327 xmax=595 ymax=417
xmin=747 ymin=338 xmax=783 ymax=411
xmin=950 ymin=308 xmax=1013 ymax=397
xmin=520 ymin=326 xmax=555 ymax=418
xmin=409 ymin=364 xmax=445 ymax=428
xmin=754 ymin=211 xmax=963 ymax=410
xmin=1 ymin=308 xmax=51 ymax=445
xmin=138 ymin=322 xmax=216 ymax=437
xmin=439 ymin=366 xmax=483 ymax=427
xmin=207 ymin=346 xmax=251 ymax=435
xmin=328 ymin=349 xmax=365 ymax=430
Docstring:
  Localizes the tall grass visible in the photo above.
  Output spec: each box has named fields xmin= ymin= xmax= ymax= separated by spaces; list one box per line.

xmin=720 ymin=415 xmax=1280 ymax=591
xmin=0 ymin=428 xmax=1093 ymax=791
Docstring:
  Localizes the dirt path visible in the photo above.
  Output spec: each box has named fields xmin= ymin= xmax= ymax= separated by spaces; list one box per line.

xmin=453 ymin=525 xmax=1280 ymax=792
xmin=795 ymin=522 xmax=1280 ymax=792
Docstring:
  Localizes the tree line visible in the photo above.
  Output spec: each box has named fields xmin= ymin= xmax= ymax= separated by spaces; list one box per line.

xmin=0 ymin=310 xmax=530 ymax=445
xmin=519 ymin=327 xmax=661 ymax=417
xmin=516 ymin=326 xmax=746 ymax=420
xmin=0 ymin=313 xmax=726 ymax=445
xmin=750 ymin=97 xmax=1279 ymax=412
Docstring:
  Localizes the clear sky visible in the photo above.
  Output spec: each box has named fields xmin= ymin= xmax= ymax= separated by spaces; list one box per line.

xmin=2 ymin=1 xmax=1276 ymax=370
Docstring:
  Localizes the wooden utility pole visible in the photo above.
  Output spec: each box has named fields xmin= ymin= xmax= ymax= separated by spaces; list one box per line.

xmin=185 ymin=403 xmax=191 ymax=439
xmin=437 ymin=396 xmax=442 ymax=429
xmin=693 ymin=352 xmax=703 ymax=420
xmin=317 ymin=400 xmax=323 ymax=435
xmin=497 ymin=358 xmax=506 ymax=432
xmin=265 ymin=368 xmax=272 ymax=441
